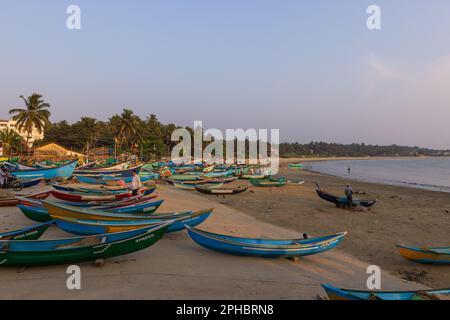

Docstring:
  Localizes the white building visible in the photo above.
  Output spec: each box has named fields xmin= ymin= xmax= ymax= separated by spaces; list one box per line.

xmin=0 ymin=118 xmax=44 ymax=146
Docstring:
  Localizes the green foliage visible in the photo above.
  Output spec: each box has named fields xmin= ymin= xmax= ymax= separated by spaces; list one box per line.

xmin=39 ymin=110 xmax=193 ymax=161
xmin=279 ymin=141 xmax=446 ymax=157
xmin=0 ymin=128 xmax=24 ymax=156
xmin=9 ymin=93 xmax=51 ymax=146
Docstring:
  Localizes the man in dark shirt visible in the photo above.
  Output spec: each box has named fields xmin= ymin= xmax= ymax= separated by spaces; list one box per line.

xmin=345 ymin=184 xmax=353 ymax=208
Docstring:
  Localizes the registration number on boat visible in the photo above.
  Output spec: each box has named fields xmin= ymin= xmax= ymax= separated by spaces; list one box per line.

xmin=135 ymin=234 xmax=154 ymax=243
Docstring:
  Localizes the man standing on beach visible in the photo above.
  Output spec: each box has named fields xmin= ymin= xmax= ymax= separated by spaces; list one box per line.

xmin=131 ymin=171 xmax=142 ymax=196
xmin=345 ymin=184 xmax=353 ymax=208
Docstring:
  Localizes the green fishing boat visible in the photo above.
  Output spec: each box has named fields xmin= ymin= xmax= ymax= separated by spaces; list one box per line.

xmin=249 ymin=177 xmax=287 ymax=187
xmin=240 ymin=174 xmax=269 ymax=180
xmin=0 ymin=223 xmax=171 ymax=267
xmin=288 ymin=163 xmax=304 ymax=169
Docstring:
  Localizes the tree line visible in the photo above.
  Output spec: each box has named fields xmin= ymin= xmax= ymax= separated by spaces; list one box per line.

xmin=37 ymin=112 xmax=187 ymax=160
xmin=279 ymin=142 xmax=448 ymax=158
xmin=1 ymin=93 xmax=448 ymax=160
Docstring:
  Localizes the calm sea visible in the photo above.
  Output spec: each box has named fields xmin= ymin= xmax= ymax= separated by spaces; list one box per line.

xmin=306 ymin=158 xmax=450 ymax=193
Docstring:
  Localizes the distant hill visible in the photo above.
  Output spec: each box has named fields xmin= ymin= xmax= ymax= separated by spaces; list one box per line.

xmin=280 ymin=142 xmax=450 ymax=158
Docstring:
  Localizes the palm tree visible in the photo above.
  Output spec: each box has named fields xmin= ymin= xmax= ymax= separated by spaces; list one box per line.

xmin=9 ymin=94 xmax=51 ymax=149
xmin=109 ymin=109 xmax=143 ymax=153
xmin=0 ymin=128 xmax=24 ymax=157
xmin=75 ymin=117 xmax=100 ymax=154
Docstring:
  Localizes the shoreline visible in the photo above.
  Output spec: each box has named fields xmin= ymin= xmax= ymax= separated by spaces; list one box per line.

xmin=302 ymin=167 xmax=450 ymax=195
xmin=280 ymin=157 xmax=450 ymax=194
xmin=280 ymin=155 xmax=450 ymax=164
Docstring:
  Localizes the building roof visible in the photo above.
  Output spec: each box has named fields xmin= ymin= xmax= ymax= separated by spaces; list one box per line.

xmin=34 ymin=143 xmax=85 ymax=157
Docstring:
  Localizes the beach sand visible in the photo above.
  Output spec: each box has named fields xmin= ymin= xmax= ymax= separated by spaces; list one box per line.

xmin=0 ymin=170 xmax=447 ymax=299
xmin=195 ymin=166 xmax=450 ymax=289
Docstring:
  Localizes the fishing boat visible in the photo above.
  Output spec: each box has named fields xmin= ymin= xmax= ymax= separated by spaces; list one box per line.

xmin=4 ymin=162 xmax=35 ymax=170
xmin=20 ymin=178 xmax=43 ymax=188
xmin=322 ymin=284 xmax=450 ymax=300
xmin=200 ymin=176 xmax=237 ymax=184
xmin=249 ymin=177 xmax=287 ymax=187
xmin=163 ymin=176 xmax=204 ymax=186
xmin=0 ymin=222 xmax=172 ymax=267
xmin=51 ymin=183 xmax=130 ymax=194
xmin=203 ymin=165 xmax=215 ymax=173
xmin=195 ymin=184 xmax=249 ymax=195
xmin=202 ymin=169 xmax=235 ymax=178
xmin=52 ymin=209 xmax=213 ymax=236
xmin=88 ymin=161 xmax=131 ymax=171
xmin=9 ymin=160 xmax=78 ymax=180
xmin=75 ymin=161 xmax=99 ymax=170
xmin=0 ymin=191 xmax=50 ymax=207
xmin=315 ymin=184 xmax=377 ymax=208
xmin=288 ymin=163 xmax=304 ymax=169
xmin=173 ymin=181 xmax=224 ymax=191
xmin=240 ymin=174 xmax=269 ymax=180
xmin=18 ymin=198 xmax=164 ymax=223
xmin=74 ymin=163 xmax=143 ymax=177
xmin=43 ymin=200 xmax=200 ymax=221
xmin=0 ymin=221 xmax=53 ymax=240
xmin=0 ymin=156 xmax=19 ymax=163
xmin=18 ymin=191 xmax=157 ymax=208
xmin=74 ymin=173 xmax=157 ymax=185
xmin=186 ymin=227 xmax=347 ymax=258
xmin=50 ymin=186 xmax=156 ymax=202
xmin=396 ymin=243 xmax=450 ymax=265
xmin=17 ymin=204 xmax=54 ymax=223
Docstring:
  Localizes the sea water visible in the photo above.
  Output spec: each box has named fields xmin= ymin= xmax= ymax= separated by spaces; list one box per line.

xmin=306 ymin=158 xmax=450 ymax=193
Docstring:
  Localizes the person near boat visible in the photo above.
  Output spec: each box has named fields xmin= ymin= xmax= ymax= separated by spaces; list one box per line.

xmin=345 ymin=184 xmax=353 ymax=208
xmin=0 ymin=166 xmax=6 ymax=189
xmin=130 ymin=171 xmax=142 ymax=196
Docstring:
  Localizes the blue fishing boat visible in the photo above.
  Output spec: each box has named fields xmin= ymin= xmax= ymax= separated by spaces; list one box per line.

xmin=396 ymin=243 xmax=450 ymax=265
xmin=186 ymin=227 xmax=347 ymax=258
xmin=0 ymin=221 xmax=53 ymax=240
xmin=9 ymin=160 xmax=77 ymax=180
xmin=20 ymin=178 xmax=43 ymax=188
xmin=52 ymin=209 xmax=213 ymax=236
xmin=322 ymin=284 xmax=450 ymax=300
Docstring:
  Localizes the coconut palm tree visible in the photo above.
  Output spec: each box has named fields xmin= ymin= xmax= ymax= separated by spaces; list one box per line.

xmin=74 ymin=117 xmax=101 ymax=154
xmin=9 ymin=94 xmax=51 ymax=149
xmin=109 ymin=109 xmax=143 ymax=152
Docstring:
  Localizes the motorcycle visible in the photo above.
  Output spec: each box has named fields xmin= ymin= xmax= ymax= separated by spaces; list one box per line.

xmin=0 ymin=173 xmax=23 ymax=192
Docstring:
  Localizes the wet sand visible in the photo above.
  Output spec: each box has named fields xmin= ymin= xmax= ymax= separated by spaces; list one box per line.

xmin=0 ymin=179 xmax=430 ymax=299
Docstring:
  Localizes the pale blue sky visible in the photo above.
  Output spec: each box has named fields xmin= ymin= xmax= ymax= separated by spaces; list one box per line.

xmin=1 ymin=1 xmax=450 ymax=149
